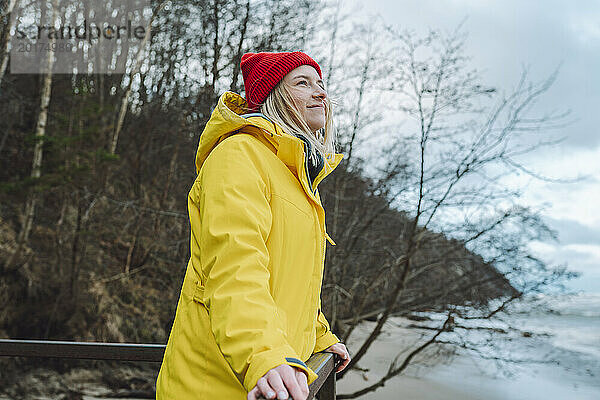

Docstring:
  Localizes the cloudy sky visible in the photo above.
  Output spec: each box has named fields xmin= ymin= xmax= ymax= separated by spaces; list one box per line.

xmin=364 ymin=0 xmax=600 ymax=293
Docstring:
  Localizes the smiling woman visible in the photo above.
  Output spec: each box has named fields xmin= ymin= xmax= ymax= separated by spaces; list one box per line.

xmin=155 ymin=51 xmax=350 ymax=400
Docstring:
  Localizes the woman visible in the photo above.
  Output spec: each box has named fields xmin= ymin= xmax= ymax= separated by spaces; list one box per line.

xmin=156 ymin=51 xmax=350 ymax=400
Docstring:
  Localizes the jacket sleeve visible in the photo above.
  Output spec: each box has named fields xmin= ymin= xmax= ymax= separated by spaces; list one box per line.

xmin=313 ymin=297 xmax=341 ymax=353
xmin=195 ymin=134 xmax=318 ymax=392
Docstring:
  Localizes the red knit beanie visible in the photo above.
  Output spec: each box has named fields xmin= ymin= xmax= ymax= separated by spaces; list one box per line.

xmin=240 ymin=51 xmax=322 ymax=111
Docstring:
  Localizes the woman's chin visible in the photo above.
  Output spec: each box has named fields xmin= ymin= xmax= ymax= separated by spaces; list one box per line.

xmin=308 ymin=120 xmax=325 ymax=133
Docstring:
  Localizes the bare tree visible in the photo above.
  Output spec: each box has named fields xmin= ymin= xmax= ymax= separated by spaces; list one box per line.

xmin=320 ymin=24 xmax=573 ymax=398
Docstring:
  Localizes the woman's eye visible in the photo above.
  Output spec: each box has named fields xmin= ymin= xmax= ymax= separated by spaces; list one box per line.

xmin=297 ymin=80 xmax=309 ymax=86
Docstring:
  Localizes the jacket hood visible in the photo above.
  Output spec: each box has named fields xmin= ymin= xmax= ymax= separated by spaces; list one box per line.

xmin=195 ymin=91 xmax=344 ymax=192
xmin=195 ymin=91 xmax=260 ymax=173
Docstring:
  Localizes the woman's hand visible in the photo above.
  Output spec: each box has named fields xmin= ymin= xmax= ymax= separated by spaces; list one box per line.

xmin=324 ymin=342 xmax=351 ymax=372
xmin=247 ymin=364 xmax=309 ymax=400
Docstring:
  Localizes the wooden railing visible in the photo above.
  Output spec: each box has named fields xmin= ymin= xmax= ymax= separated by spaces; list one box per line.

xmin=0 ymin=339 xmax=337 ymax=399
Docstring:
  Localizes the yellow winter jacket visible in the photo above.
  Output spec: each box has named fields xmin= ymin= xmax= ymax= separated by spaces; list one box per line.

xmin=156 ymin=91 xmax=344 ymax=399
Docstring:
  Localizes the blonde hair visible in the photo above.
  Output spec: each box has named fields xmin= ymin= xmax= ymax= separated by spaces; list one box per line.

xmin=259 ymin=81 xmax=337 ymax=164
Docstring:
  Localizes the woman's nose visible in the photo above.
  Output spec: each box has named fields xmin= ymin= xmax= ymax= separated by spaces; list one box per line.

xmin=313 ymin=85 xmax=326 ymax=100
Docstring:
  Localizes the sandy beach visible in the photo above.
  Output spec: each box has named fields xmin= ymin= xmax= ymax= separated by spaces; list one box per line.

xmin=338 ymin=304 xmax=600 ymax=400
xmin=340 ymin=345 xmax=600 ymax=400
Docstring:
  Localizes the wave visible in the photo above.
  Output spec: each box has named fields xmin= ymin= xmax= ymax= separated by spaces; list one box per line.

xmin=533 ymin=292 xmax=600 ymax=318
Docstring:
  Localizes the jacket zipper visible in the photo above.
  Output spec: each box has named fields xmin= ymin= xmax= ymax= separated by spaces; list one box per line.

xmin=298 ymin=137 xmax=323 ymax=194
xmin=298 ymin=140 xmax=339 ymax=247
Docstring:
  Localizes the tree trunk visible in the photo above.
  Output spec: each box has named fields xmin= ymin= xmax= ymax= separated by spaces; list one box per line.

xmin=4 ymin=0 xmax=57 ymax=271
xmin=0 ymin=0 xmax=19 ymax=92
xmin=229 ymin=0 xmax=250 ymax=93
